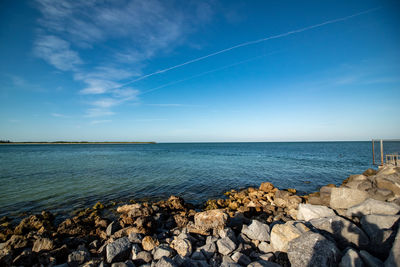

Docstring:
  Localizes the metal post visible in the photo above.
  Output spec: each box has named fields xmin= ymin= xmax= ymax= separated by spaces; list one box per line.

xmin=372 ymin=139 xmax=375 ymax=165
xmin=380 ymin=139 xmax=384 ymax=166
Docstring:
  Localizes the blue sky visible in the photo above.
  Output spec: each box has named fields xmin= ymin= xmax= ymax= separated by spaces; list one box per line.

xmin=0 ymin=0 xmax=399 ymax=142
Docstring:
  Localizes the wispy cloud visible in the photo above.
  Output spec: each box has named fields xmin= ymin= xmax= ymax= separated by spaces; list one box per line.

xmin=85 ymin=108 xmax=115 ymax=118
xmin=51 ymin=113 xmax=70 ymax=118
xmin=90 ymin=120 xmax=112 ymax=124
xmin=33 ymin=0 xmax=214 ymax=116
xmin=146 ymin=103 xmax=203 ymax=107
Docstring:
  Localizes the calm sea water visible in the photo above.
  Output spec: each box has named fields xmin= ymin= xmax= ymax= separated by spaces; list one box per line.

xmin=1 ymin=142 xmax=399 ymax=218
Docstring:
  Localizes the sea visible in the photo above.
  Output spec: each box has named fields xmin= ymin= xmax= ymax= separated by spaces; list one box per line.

xmin=1 ymin=141 xmax=399 ymax=219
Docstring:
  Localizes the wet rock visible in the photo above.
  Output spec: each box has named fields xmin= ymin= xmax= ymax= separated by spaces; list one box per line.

xmin=170 ymin=237 xmax=192 ymax=257
xmin=231 ymin=251 xmax=251 ymax=265
xmin=330 ymin=188 xmax=369 ymax=209
xmin=259 ymin=182 xmax=275 ymax=192
xmin=32 ymin=237 xmax=55 ymax=252
xmin=309 ymin=215 xmax=369 ymax=249
xmin=68 ymin=250 xmax=91 ymax=266
xmin=242 ymin=220 xmax=270 ymax=242
xmin=297 ymin=204 xmax=336 ymax=221
xmin=217 ymin=236 xmax=237 ymax=255
xmin=106 ymin=237 xmax=131 ymax=263
xmin=155 ymin=256 xmax=177 ymax=267
xmin=359 ymin=250 xmax=383 ymax=267
xmin=346 ymin=198 xmax=400 ymax=217
xmin=142 ymin=236 xmax=158 ymax=251
xmin=385 ymin=225 xmax=400 ymax=267
xmin=154 ymin=244 xmax=173 ymax=260
xmin=339 ymin=248 xmax=363 ymax=267
xmin=194 ymin=209 xmax=228 ymax=231
xmin=287 ymin=231 xmax=341 ymax=267
xmin=270 ymin=221 xmax=309 ymax=252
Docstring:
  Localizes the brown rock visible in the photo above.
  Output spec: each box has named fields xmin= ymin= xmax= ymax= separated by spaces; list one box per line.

xmin=33 ymin=238 xmax=55 ymax=252
xmin=166 ymin=196 xmax=186 ymax=210
xmin=142 ymin=236 xmax=158 ymax=251
xmin=194 ymin=209 xmax=228 ymax=231
xmin=259 ymin=182 xmax=275 ymax=192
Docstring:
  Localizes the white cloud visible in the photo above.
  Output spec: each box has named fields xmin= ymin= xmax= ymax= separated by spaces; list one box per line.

xmin=85 ymin=108 xmax=115 ymax=118
xmin=51 ymin=113 xmax=70 ymax=118
xmin=90 ymin=120 xmax=112 ymax=124
xmin=34 ymin=35 xmax=82 ymax=71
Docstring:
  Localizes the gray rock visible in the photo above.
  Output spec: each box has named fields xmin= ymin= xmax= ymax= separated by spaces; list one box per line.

xmin=346 ymin=198 xmax=400 ymax=217
xmin=270 ymin=221 xmax=309 ymax=252
xmin=231 ymin=251 xmax=251 ymax=266
xmin=128 ymin=232 xmax=143 ymax=244
xmin=247 ymin=260 xmax=281 ymax=267
xmin=359 ymin=250 xmax=383 ymax=267
xmin=330 ymin=188 xmax=369 ymax=209
xmin=368 ymin=188 xmax=394 ymax=202
xmin=107 ymin=221 xmax=121 ymax=236
xmin=242 ymin=220 xmax=270 ymax=242
xmin=154 ymin=245 xmax=173 ymax=260
xmin=106 ymin=237 xmax=132 ymax=263
xmin=220 ymin=262 xmax=242 ymax=267
xmin=111 ymin=262 xmax=129 ymax=267
xmin=258 ymin=253 xmax=275 ymax=262
xmin=68 ymin=250 xmax=91 ymax=266
xmin=206 ymin=235 xmax=218 ymax=244
xmin=297 ymin=204 xmax=336 ymax=221
xmin=385 ymin=225 xmax=400 ymax=267
xmin=198 ymin=241 xmax=216 ymax=259
xmin=361 ymin=214 xmax=400 ymax=233
xmin=155 ymin=256 xmax=177 ymax=267
xmin=133 ymin=251 xmax=152 ymax=264
xmin=287 ymin=231 xmax=341 ymax=267
xmin=131 ymin=244 xmax=141 ymax=260
xmin=217 ymin=237 xmax=237 ymax=255
xmin=309 ymin=215 xmax=369 ymax=249
xmin=219 ymin=228 xmax=237 ymax=243
xmin=375 ymin=170 xmax=400 ymax=195
xmin=339 ymin=248 xmax=363 ymax=267
xmin=98 ymin=262 xmax=109 ymax=267
xmin=32 ymin=237 xmax=55 ymax=252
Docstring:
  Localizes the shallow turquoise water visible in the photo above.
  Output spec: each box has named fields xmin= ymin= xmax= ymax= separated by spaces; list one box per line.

xmin=1 ymin=142 xmax=399 ymax=218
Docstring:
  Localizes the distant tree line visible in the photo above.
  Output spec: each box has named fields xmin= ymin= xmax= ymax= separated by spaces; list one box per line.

xmin=0 ymin=140 xmax=11 ymax=143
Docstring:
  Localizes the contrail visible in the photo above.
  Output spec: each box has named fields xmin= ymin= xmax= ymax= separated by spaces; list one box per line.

xmin=120 ymin=7 xmax=380 ymax=88
xmin=140 ymin=51 xmax=279 ymax=95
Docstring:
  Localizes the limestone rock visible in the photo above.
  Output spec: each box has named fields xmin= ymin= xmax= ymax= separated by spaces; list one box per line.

xmin=106 ymin=237 xmax=131 ymax=263
xmin=287 ymin=231 xmax=341 ymax=267
xmin=339 ymin=248 xmax=363 ymax=267
xmin=217 ymin=236 xmax=237 ymax=255
xmin=155 ymin=256 xmax=177 ymax=267
xmin=231 ymin=251 xmax=251 ymax=266
xmin=361 ymin=214 xmax=400 ymax=234
xmin=346 ymin=198 xmax=400 ymax=217
xmin=297 ymin=204 xmax=336 ymax=221
xmin=154 ymin=244 xmax=173 ymax=260
xmin=309 ymin=216 xmax=369 ymax=249
xmin=242 ymin=220 xmax=270 ymax=242
xmin=375 ymin=170 xmax=400 ymax=195
xmin=198 ymin=242 xmax=216 ymax=259
xmin=134 ymin=251 xmax=152 ymax=264
xmin=330 ymin=188 xmax=369 ymax=209
xmin=259 ymin=182 xmax=275 ymax=192
xmin=194 ymin=209 xmax=228 ymax=231
xmin=270 ymin=221 xmax=309 ymax=252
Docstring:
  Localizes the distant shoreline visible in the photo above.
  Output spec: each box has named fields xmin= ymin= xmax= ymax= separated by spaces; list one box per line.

xmin=0 ymin=141 xmax=157 ymax=144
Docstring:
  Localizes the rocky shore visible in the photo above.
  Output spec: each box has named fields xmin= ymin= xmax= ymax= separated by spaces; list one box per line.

xmin=1 ymin=166 xmax=400 ymax=267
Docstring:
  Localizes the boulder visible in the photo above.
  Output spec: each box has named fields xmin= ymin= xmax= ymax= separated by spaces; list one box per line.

xmin=385 ymin=225 xmax=400 ymax=267
xmin=259 ymin=182 xmax=275 ymax=192
xmin=216 ymin=236 xmax=237 ymax=255
xmin=32 ymin=237 xmax=55 ymax=252
xmin=247 ymin=260 xmax=281 ymax=267
xmin=320 ymin=185 xmax=335 ymax=206
xmin=270 ymin=221 xmax=309 ymax=252
xmin=287 ymin=232 xmax=341 ymax=267
xmin=154 ymin=244 xmax=173 ymax=260
xmin=375 ymin=170 xmax=400 ymax=195
xmin=309 ymin=216 xmax=369 ymax=249
xmin=155 ymin=256 xmax=177 ymax=267
xmin=106 ymin=237 xmax=131 ymax=263
xmin=68 ymin=250 xmax=91 ymax=266
xmin=361 ymin=214 xmax=400 ymax=234
xmin=194 ymin=209 xmax=228 ymax=231
xmin=330 ymin=188 xmax=369 ymax=209
xmin=346 ymin=198 xmax=400 ymax=217
xmin=197 ymin=242 xmax=216 ymax=259
xmin=133 ymin=251 xmax=152 ymax=264
xmin=241 ymin=220 xmax=270 ymax=242
xmin=297 ymin=204 xmax=336 ymax=221
xmin=339 ymin=248 xmax=363 ymax=267
xmin=258 ymin=242 xmax=273 ymax=253
xmin=231 ymin=251 xmax=251 ymax=266
xmin=170 ymin=237 xmax=192 ymax=257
